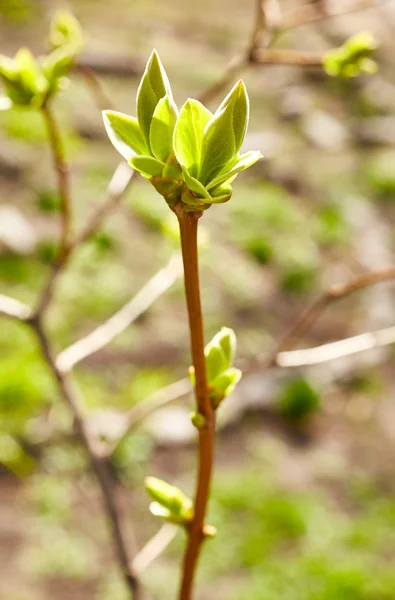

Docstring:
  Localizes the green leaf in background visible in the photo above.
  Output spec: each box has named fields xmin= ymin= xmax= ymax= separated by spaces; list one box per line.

xmin=145 ymin=476 xmax=193 ymax=524
xmin=49 ymin=10 xmax=84 ymax=53
xmin=15 ymin=48 xmax=48 ymax=95
xmin=207 ymin=150 xmax=262 ymax=191
xmin=129 ymin=155 xmax=165 ymax=178
xmin=324 ymin=31 xmax=378 ymax=78
xmin=137 ymin=49 xmax=172 ymax=151
xmin=199 ymin=80 xmax=249 ymax=185
xmin=103 ymin=110 xmax=148 ymax=160
xmin=173 ymin=99 xmax=212 ymax=178
xmin=149 ymin=95 xmax=178 ymax=162
xmin=210 ymin=367 xmax=242 ymax=408
xmin=278 ymin=377 xmax=320 ymax=421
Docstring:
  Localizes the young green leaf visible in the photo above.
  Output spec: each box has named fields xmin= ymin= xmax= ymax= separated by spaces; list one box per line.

xmin=210 ymin=367 xmax=242 ymax=407
xmin=199 ymin=80 xmax=249 ymax=185
xmin=182 ymin=168 xmax=211 ymax=200
xmin=207 ymin=184 xmax=233 ymax=204
xmin=173 ymin=99 xmax=212 ymax=178
xmin=129 ymin=155 xmax=165 ymax=178
xmin=103 ymin=110 xmax=148 ymax=160
xmin=15 ymin=48 xmax=48 ymax=96
xmin=150 ymin=95 xmax=178 ymax=162
xmin=216 ymin=327 xmax=237 ymax=369
xmin=0 ymin=55 xmax=18 ymax=81
xmin=49 ymin=11 xmax=84 ymax=55
xmin=205 ymin=342 xmax=227 ymax=383
xmin=206 ymin=150 xmax=262 ymax=191
xmin=137 ymin=50 xmax=172 ymax=150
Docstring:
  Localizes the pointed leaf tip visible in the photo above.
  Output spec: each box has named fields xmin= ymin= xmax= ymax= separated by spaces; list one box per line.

xmin=103 ymin=110 xmax=148 ymax=160
xmin=137 ymin=50 xmax=172 ymax=150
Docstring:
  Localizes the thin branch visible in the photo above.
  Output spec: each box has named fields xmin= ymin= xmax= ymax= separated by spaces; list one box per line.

xmin=76 ymin=64 xmax=115 ymax=111
xmin=132 ymin=524 xmax=178 ymax=575
xmin=57 ymin=253 xmax=183 ymax=372
xmin=109 ymin=378 xmax=191 ymax=457
xmin=253 ymin=48 xmax=323 ymax=66
xmin=73 ymin=164 xmax=137 ymax=247
xmin=28 ymin=315 xmax=143 ymax=599
xmin=268 ymin=266 xmax=395 ymax=365
xmin=277 ymin=324 xmax=395 ymax=367
xmin=281 ymin=0 xmax=390 ymax=31
xmin=76 ymin=52 xmax=143 ymax=78
xmin=0 ymin=294 xmax=31 ymax=321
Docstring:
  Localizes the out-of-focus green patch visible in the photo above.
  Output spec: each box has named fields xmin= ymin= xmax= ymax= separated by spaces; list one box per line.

xmin=36 ymin=189 xmax=60 ymax=213
xmin=315 ymin=204 xmax=349 ymax=246
xmin=24 ymin=525 xmax=98 ymax=580
xmin=0 ymin=252 xmax=44 ymax=285
xmin=0 ymin=432 xmax=35 ymax=476
xmin=364 ymin=151 xmax=395 ymax=199
xmin=0 ymin=343 xmax=54 ymax=436
xmin=278 ymin=377 xmax=321 ymax=421
xmin=113 ymin=432 xmax=154 ymax=485
xmin=279 ymin=257 xmax=318 ymax=296
xmin=37 ymin=240 xmax=58 ymax=264
xmin=27 ymin=475 xmax=73 ymax=523
xmin=0 ymin=0 xmax=32 ymax=22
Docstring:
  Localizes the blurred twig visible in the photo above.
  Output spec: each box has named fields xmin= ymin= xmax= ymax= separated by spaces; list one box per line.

xmin=281 ymin=0 xmax=390 ymax=31
xmin=277 ymin=324 xmax=395 ymax=367
xmin=73 ymin=164 xmax=137 ymax=247
xmin=133 ymin=524 xmax=178 ymax=574
xmin=57 ymin=252 xmax=183 ymax=372
xmin=109 ymin=377 xmax=191 ymax=457
xmin=27 ymin=314 xmax=143 ymax=599
xmin=77 ymin=64 xmax=115 ymax=111
xmin=0 ymin=294 xmax=31 ymax=321
xmin=267 ymin=266 xmax=395 ymax=366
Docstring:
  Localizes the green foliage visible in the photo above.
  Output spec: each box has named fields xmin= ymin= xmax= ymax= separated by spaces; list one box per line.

xmin=0 ymin=11 xmax=83 ymax=109
xmin=145 ymin=476 xmax=193 ymax=525
xmin=103 ymin=50 xmax=262 ymax=211
xmin=365 ymin=151 xmax=395 ymax=199
xmin=324 ymin=32 xmax=378 ymax=78
xmin=190 ymin=327 xmax=241 ymax=408
xmin=278 ymin=377 xmax=320 ymax=421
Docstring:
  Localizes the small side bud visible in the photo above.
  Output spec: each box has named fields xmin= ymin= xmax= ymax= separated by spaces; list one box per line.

xmin=190 ymin=412 xmax=207 ymax=429
xmin=203 ymin=524 xmax=217 ymax=539
xmin=144 ymin=476 xmax=193 ymax=525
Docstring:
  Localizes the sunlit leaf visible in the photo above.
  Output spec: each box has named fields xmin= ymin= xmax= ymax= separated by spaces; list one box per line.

xmin=103 ymin=110 xmax=148 ymax=160
xmin=173 ymin=99 xmax=212 ymax=178
xmin=150 ymin=95 xmax=178 ymax=162
xmin=137 ymin=49 xmax=172 ymax=150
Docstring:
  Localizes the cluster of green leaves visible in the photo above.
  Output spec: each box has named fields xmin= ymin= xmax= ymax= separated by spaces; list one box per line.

xmin=0 ymin=11 xmax=83 ymax=109
xmin=144 ymin=329 xmax=241 ymax=526
xmin=323 ymin=32 xmax=378 ymax=78
xmin=190 ymin=327 xmax=242 ymax=411
xmin=145 ymin=476 xmax=194 ymax=525
xmin=103 ymin=50 xmax=262 ymax=211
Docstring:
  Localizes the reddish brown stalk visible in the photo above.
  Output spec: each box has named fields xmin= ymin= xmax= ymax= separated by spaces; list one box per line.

xmin=175 ymin=208 xmax=215 ymax=600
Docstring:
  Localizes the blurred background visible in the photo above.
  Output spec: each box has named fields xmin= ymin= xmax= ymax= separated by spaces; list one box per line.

xmin=2 ymin=0 xmax=395 ymax=599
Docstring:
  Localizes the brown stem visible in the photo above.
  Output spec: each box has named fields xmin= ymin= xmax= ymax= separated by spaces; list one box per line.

xmin=28 ymin=315 xmax=143 ymax=600
xmin=267 ymin=265 xmax=395 ymax=364
xmin=175 ymin=208 xmax=215 ymax=600
xmin=41 ymin=102 xmax=72 ymax=258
